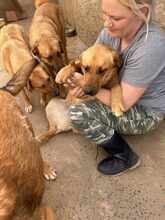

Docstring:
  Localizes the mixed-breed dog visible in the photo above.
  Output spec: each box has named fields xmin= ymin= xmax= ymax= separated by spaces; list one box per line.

xmin=0 ymin=0 xmax=124 ymax=219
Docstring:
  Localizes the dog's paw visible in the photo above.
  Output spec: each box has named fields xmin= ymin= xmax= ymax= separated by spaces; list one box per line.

xmin=25 ymin=104 xmax=33 ymax=113
xmin=111 ymin=102 xmax=125 ymax=117
xmin=43 ymin=162 xmax=57 ymax=181
xmin=56 ymin=64 xmax=74 ymax=84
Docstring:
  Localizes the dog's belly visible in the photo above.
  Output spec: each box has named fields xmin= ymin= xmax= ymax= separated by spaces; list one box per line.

xmin=46 ymin=98 xmax=72 ymax=132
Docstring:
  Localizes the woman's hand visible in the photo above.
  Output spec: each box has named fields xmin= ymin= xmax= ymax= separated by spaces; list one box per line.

xmin=65 ymin=72 xmax=85 ymax=98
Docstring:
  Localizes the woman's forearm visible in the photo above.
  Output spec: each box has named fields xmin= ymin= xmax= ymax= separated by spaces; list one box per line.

xmin=95 ymin=88 xmax=111 ymax=107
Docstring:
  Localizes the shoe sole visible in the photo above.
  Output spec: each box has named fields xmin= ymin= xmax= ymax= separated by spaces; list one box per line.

xmin=111 ymin=158 xmax=141 ymax=177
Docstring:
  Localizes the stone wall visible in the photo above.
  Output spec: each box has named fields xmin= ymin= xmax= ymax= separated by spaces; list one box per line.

xmin=61 ymin=0 xmax=165 ymax=46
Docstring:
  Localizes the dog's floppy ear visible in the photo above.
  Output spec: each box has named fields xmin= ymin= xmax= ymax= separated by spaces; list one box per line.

xmin=102 ymin=50 xmax=122 ymax=88
xmin=111 ymin=50 xmax=122 ymax=69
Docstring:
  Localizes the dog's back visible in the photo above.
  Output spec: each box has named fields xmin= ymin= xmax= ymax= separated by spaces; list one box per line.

xmin=0 ymin=24 xmax=26 ymax=48
xmin=0 ymin=90 xmax=44 ymax=219
xmin=30 ymin=0 xmax=65 ymax=46
xmin=0 ymin=24 xmax=32 ymax=75
xmin=29 ymin=0 xmax=67 ymax=67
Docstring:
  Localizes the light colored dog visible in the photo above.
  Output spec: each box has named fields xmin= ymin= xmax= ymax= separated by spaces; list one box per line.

xmin=36 ymin=44 xmax=124 ymax=143
xmin=0 ymin=23 xmax=59 ymax=112
xmin=0 ymin=61 xmax=56 ymax=220
xmin=29 ymin=0 xmax=68 ymax=73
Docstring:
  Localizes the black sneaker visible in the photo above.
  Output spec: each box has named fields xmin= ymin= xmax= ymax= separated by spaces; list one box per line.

xmin=97 ymin=151 xmax=141 ymax=176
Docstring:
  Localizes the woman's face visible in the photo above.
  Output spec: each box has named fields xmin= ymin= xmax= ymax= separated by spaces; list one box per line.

xmin=101 ymin=0 xmax=143 ymax=39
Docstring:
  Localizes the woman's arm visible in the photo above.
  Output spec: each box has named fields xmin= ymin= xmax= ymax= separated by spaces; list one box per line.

xmin=96 ymin=82 xmax=146 ymax=111
xmin=66 ymin=72 xmax=146 ymax=112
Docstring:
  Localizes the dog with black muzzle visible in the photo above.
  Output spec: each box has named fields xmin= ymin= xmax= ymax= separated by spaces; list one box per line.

xmin=36 ymin=44 xmax=125 ymax=143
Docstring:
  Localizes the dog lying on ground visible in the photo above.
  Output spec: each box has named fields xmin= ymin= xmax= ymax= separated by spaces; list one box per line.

xmin=36 ymin=44 xmax=124 ymax=143
xmin=29 ymin=0 xmax=68 ymax=74
xmin=0 ymin=23 xmax=59 ymax=112
xmin=0 ymin=59 xmax=56 ymax=220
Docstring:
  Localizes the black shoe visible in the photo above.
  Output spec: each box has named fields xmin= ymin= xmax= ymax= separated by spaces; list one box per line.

xmin=97 ymin=131 xmax=140 ymax=175
xmin=99 ymin=131 xmax=127 ymax=154
xmin=97 ymin=150 xmax=141 ymax=175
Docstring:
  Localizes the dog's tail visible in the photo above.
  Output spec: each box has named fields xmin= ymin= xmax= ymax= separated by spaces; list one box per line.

xmin=34 ymin=0 xmax=49 ymax=8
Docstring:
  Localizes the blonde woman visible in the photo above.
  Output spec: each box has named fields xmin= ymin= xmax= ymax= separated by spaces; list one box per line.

xmin=67 ymin=0 xmax=165 ymax=175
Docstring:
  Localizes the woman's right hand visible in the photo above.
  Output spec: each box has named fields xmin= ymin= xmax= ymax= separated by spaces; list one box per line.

xmin=65 ymin=72 xmax=85 ymax=98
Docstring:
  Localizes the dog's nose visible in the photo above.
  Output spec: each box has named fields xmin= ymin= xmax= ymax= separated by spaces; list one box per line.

xmin=52 ymin=87 xmax=60 ymax=96
xmin=84 ymin=87 xmax=95 ymax=96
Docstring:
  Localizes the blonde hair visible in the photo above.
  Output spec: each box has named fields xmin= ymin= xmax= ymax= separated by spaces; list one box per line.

xmin=119 ymin=0 xmax=154 ymax=39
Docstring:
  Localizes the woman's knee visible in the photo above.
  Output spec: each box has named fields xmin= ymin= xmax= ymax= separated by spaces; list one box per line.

xmin=69 ymin=103 xmax=90 ymax=129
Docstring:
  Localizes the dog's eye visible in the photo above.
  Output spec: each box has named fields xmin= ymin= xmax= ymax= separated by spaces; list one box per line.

xmin=48 ymin=55 xmax=54 ymax=61
xmin=83 ymin=66 xmax=90 ymax=72
xmin=56 ymin=51 xmax=61 ymax=57
xmin=97 ymin=67 xmax=107 ymax=74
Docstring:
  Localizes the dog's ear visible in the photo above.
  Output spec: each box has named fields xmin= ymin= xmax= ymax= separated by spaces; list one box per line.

xmin=111 ymin=50 xmax=122 ymax=69
xmin=102 ymin=67 xmax=119 ymax=89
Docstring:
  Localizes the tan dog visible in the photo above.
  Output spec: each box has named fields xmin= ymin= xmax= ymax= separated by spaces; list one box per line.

xmin=29 ymin=0 xmax=68 ymax=73
xmin=0 ymin=61 xmax=56 ymax=220
xmin=36 ymin=44 xmax=124 ymax=143
xmin=0 ymin=23 xmax=58 ymax=112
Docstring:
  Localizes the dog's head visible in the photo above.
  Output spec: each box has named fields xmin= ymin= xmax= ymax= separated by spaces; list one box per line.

xmin=70 ymin=44 xmax=121 ymax=96
xmin=32 ymin=37 xmax=65 ymax=71
xmin=28 ymin=65 xmax=59 ymax=96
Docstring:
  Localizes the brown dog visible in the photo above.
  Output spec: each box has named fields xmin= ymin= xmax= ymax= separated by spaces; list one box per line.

xmin=36 ymin=44 xmax=124 ymax=143
xmin=0 ymin=23 xmax=58 ymax=112
xmin=0 ymin=60 xmax=56 ymax=220
xmin=29 ymin=0 xmax=68 ymax=73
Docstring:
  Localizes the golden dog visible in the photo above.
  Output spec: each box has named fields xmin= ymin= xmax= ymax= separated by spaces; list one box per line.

xmin=0 ymin=60 xmax=56 ymax=220
xmin=36 ymin=44 xmax=124 ymax=143
xmin=29 ymin=0 xmax=68 ymax=73
xmin=0 ymin=23 xmax=58 ymax=112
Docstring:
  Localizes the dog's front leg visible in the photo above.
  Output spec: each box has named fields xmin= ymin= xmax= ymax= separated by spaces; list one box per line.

xmin=55 ymin=62 xmax=78 ymax=84
xmin=39 ymin=204 xmax=55 ymax=220
xmin=21 ymin=88 xmax=33 ymax=113
xmin=111 ymin=84 xmax=125 ymax=117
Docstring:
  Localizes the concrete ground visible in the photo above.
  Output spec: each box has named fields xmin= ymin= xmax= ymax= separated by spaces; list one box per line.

xmin=1 ymin=1 xmax=165 ymax=219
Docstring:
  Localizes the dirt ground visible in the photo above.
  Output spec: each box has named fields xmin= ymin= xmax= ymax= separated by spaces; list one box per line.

xmin=0 ymin=1 xmax=165 ymax=220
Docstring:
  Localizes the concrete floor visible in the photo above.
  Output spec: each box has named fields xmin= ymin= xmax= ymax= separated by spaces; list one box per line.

xmin=1 ymin=1 xmax=165 ymax=219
